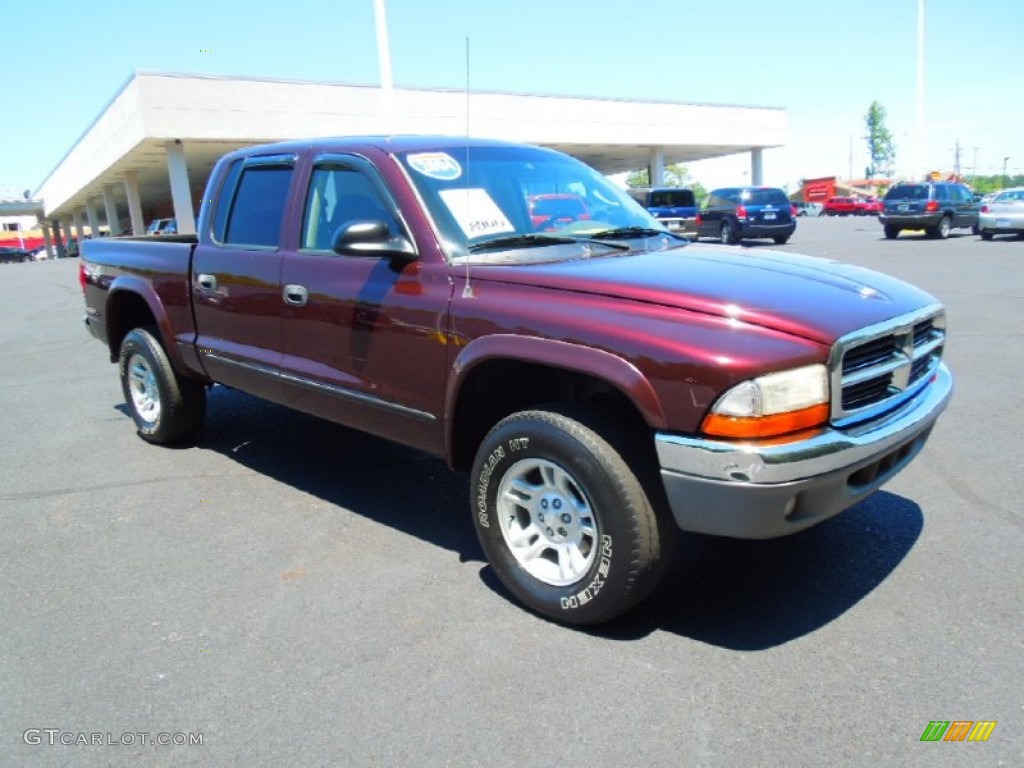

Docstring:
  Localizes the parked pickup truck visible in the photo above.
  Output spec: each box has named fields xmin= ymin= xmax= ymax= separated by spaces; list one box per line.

xmin=81 ymin=136 xmax=953 ymax=625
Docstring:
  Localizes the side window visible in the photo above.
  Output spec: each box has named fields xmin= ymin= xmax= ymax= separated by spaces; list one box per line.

xmin=210 ymin=159 xmax=243 ymax=242
xmin=301 ymin=166 xmax=397 ymax=251
xmin=223 ymin=166 xmax=293 ymax=247
xmin=933 ymin=185 xmax=948 ymax=202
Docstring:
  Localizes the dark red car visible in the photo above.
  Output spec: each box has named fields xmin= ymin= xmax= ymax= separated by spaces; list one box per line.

xmin=528 ymin=193 xmax=590 ymax=230
xmin=860 ymin=197 xmax=884 ymax=215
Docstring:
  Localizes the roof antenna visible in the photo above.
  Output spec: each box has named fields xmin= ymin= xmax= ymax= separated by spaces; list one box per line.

xmin=462 ymin=35 xmax=474 ymax=299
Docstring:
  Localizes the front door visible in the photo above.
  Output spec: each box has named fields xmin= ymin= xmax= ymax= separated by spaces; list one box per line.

xmin=277 ymin=154 xmax=453 ymax=455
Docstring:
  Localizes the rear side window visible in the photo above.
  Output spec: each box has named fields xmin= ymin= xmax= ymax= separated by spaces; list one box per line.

xmin=650 ymin=189 xmax=695 ymax=208
xmin=706 ymin=190 xmax=736 ymax=207
xmin=223 ymin=166 xmax=293 ymax=247
xmin=886 ymin=185 xmax=928 ymax=201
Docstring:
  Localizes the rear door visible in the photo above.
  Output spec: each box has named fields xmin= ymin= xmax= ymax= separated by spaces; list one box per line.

xmin=885 ymin=184 xmax=928 ymax=216
xmin=192 ymin=153 xmax=298 ymax=401
xmin=952 ymin=185 xmax=977 ymax=227
xmin=698 ymin=189 xmax=730 ymax=236
xmin=743 ymin=188 xmax=793 ymax=224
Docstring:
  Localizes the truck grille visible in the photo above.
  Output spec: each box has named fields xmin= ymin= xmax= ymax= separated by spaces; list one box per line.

xmin=830 ymin=306 xmax=945 ymax=426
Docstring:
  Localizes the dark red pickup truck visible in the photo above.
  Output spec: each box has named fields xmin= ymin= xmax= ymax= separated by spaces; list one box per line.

xmin=81 ymin=136 xmax=953 ymax=625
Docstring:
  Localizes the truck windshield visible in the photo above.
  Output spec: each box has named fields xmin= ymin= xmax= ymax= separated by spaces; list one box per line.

xmin=397 ymin=145 xmax=665 ymax=260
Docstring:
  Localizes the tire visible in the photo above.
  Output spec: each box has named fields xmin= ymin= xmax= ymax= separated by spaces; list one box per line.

xmin=720 ymin=220 xmax=739 ymax=245
xmin=980 ymin=230 xmax=993 ymax=241
xmin=119 ymin=327 xmax=206 ymax=444
xmin=772 ymin=235 xmax=790 ymax=245
xmin=470 ymin=405 xmax=672 ymax=625
xmin=884 ymin=224 xmax=899 ymax=240
xmin=934 ymin=216 xmax=952 ymax=239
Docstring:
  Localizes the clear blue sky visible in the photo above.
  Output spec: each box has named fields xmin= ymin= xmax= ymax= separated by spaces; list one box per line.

xmin=2 ymin=0 xmax=1020 ymax=197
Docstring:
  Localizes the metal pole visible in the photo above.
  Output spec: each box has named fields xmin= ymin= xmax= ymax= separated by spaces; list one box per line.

xmin=373 ymin=0 xmax=395 ymax=133
xmin=373 ymin=0 xmax=393 ymax=91
xmin=916 ymin=0 xmax=926 ymax=181
xmin=1003 ymin=156 xmax=1010 ymax=189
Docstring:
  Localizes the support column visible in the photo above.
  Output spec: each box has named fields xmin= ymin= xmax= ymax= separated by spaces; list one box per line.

xmin=751 ymin=148 xmax=764 ymax=186
xmin=648 ymin=147 xmax=666 ymax=187
xmin=53 ymin=220 xmax=67 ymax=258
xmin=166 ymin=140 xmax=197 ymax=235
xmin=72 ymin=211 xmax=86 ymax=256
xmin=85 ymin=199 xmax=101 ymax=238
xmin=41 ymin=222 xmax=55 ymax=260
xmin=124 ymin=171 xmax=145 ymax=235
xmin=103 ymin=185 xmax=122 ymax=236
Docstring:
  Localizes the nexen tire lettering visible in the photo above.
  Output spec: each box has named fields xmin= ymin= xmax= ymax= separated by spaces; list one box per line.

xmin=561 ymin=535 xmax=613 ymax=610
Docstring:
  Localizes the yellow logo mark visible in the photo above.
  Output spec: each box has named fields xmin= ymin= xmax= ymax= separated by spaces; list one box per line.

xmin=968 ymin=721 xmax=997 ymax=742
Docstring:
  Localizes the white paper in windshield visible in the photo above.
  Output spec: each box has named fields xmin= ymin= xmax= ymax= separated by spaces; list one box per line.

xmin=438 ymin=188 xmax=515 ymax=239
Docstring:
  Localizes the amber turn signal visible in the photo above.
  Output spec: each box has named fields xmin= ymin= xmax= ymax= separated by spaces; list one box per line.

xmin=702 ymin=403 xmax=830 ymax=439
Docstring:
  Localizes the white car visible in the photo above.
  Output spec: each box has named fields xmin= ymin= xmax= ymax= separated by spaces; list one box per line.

xmin=978 ymin=187 xmax=1024 ymax=240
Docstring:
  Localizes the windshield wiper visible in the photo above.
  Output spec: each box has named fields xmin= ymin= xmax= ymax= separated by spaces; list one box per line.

xmin=588 ymin=226 xmax=688 ymax=241
xmin=468 ymin=234 xmax=580 ymax=253
xmin=468 ymin=233 xmax=628 ymax=253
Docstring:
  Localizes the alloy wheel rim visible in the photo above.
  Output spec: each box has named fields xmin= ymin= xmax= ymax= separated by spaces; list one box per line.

xmin=128 ymin=353 xmax=161 ymax=425
xmin=495 ymin=457 xmax=599 ymax=586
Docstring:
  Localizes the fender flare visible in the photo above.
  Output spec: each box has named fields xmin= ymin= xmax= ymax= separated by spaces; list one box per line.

xmin=445 ymin=334 xmax=668 ymax=457
xmin=105 ymin=275 xmax=187 ymax=373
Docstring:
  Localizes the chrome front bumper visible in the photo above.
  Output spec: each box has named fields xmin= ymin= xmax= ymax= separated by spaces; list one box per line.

xmin=654 ymin=363 xmax=953 ymax=539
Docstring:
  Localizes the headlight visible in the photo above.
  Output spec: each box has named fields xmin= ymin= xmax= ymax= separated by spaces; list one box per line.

xmin=702 ymin=364 xmax=830 ymax=439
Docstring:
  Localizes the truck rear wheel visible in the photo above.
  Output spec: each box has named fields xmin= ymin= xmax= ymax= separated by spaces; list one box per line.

xmin=470 ymin=405 xmax=671 ymax=625
xmin=119 ymin=327 xmax=206 ymax=445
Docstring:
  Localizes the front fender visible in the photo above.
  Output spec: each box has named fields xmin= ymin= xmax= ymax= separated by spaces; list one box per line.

xmin=445 ymin=334 xmax=668 ymax=457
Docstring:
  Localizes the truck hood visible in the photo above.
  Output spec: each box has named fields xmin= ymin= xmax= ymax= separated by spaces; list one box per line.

xmin=469 ymin=244 xmax=940 ymax=345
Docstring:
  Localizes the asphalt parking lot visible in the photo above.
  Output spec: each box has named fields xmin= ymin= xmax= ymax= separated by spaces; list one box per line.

xmin=1 ymin=216 xmax=1020 ymax=767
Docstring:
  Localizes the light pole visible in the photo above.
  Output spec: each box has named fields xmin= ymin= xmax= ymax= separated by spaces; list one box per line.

xmin=373 ymin=0 xmax=395 ymax=132
xmin=1003 ymin=156 xmax=1011 ymax=189
xmin=915 ymin=0 xmax=926 ymax=182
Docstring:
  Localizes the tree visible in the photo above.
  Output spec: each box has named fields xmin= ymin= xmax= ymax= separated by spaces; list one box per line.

xmin=864 ymin=101 xmax=895 ymax=179
xmin=626 ymin=163 xmax=707 ymax=203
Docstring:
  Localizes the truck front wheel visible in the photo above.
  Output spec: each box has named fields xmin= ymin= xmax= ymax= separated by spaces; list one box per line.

xmin=119 ymin=327 xmax=206 ymax=445
xmin=471 ymin=406 xmax=671 ymax=625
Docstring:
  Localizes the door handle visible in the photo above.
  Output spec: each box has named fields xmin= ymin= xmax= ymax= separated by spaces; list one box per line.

xmin=283 ymin=284 xmax=308 ymax=306
xmin=197 ymin=273 xmax=217 ymax=291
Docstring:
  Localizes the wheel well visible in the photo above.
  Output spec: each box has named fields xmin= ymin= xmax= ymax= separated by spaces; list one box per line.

xmin=106 ymin=292 xmax=157 ymax=362
xmin=449 ymin=359 xmax=652 ymax=473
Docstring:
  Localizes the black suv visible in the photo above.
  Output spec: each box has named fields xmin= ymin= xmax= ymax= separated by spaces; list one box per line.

xmin=879 ymin=181 xmax=979 ymax=239
xmin=695 ymin=186 xmax=796 ymax=245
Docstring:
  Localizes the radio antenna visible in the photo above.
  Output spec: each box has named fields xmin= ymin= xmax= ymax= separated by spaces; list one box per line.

xmin=462 ymin=35 xmax=474 ymax=298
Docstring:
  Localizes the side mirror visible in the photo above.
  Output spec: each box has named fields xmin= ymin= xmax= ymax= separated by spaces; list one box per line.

xmin=332 ymin=220 xmax=418 ymax=262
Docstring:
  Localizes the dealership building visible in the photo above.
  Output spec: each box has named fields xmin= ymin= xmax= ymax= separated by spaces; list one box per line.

xmin=14 ymin=70 xmax=787 ymax=256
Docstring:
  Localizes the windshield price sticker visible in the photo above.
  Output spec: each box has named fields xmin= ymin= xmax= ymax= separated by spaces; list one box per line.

xmin=406 ymin=152 xmax=462 ymax=181
xmin=439 ymin=188 xmax=515 ymax=238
